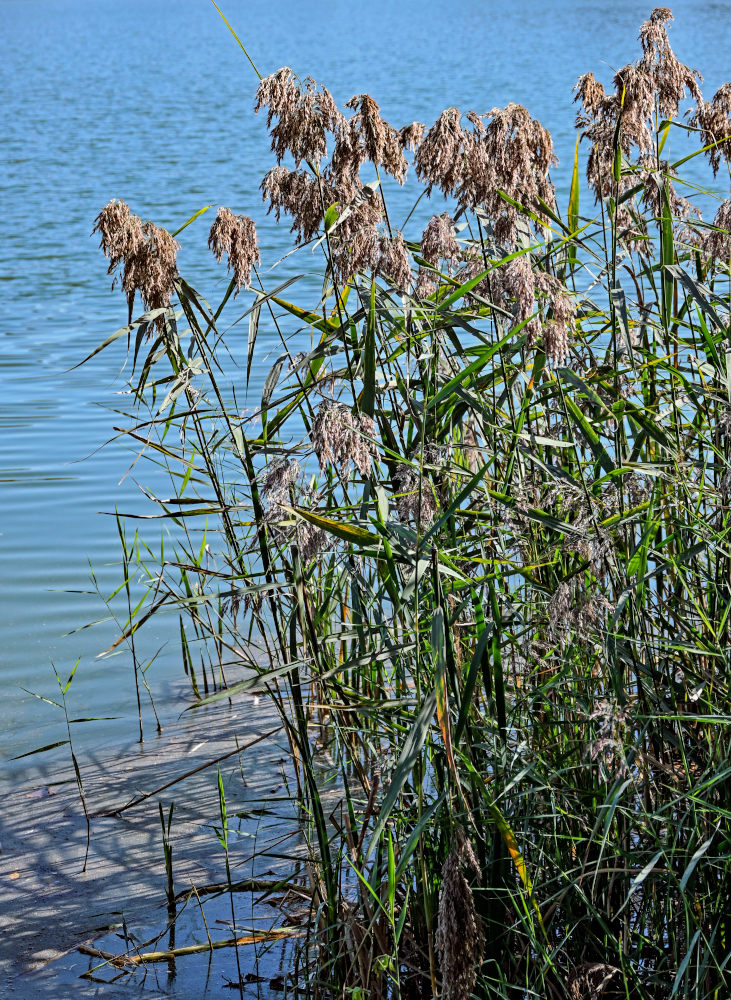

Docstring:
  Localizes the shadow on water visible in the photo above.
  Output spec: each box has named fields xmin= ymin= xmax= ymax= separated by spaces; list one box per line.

xmin=0 ymin=691 xmax=307 ymax=998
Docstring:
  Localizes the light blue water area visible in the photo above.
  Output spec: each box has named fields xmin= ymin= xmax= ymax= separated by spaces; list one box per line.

xmin=1 ymin=0 xmax=730 ymax=771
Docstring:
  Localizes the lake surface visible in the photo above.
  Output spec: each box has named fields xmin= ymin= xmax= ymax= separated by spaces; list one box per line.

xmin=2 ymin=0 xmax=731 ymax=773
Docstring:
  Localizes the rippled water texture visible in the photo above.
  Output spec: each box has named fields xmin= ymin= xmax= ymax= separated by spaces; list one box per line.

xmin=1 ymin=0 xmax=730 ymax=769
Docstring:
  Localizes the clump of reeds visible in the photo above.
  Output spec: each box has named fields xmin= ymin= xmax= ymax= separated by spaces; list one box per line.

xmin=89 ymin=7 xmax=731 ymax=999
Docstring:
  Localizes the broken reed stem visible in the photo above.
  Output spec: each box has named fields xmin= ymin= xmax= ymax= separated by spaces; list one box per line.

xmin=78 ymin=926 xmax=301 ymax=968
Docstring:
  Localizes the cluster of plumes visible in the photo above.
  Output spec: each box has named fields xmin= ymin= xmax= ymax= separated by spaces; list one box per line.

xmin=93 ymin=200 xmax=179 ymax=319
xmin=256 ymin=69 xmax=422 ymax=289
xmin=487 ymin=255 xmax=575 ymax=365
xmin=689 ymin=82 xmax=731 ymax=176
xmin=574 ymin=9 xmax=702 ymax=249
xmin=254 ymin=67 xmax=340 ymax=167
xmin=261 ymin=163 xmax=407 ymax=288
xmin=331 ymin=94 xmax=409 ymax=186
xmin=207 ymin=207 xmax=260 ymax=293
xmin=415 ymin=212 xmax=461 ymax=297
xmin=415 ymin=104 xmax=557 ymax=245
xmin=435 ymin=832 xmax=483 ymax=1000
xmin=310 ymin=400 xmax=376 ymax=477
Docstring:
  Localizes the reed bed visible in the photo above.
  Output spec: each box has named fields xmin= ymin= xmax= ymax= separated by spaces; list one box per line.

xmin=89 ymin=8 xmax=730 ymax=998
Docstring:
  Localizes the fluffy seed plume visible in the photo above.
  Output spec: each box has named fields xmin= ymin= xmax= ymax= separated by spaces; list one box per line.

xmin=636 ymin=155 xmax=698 ymax=220
xmin=310 ymin=400 xmax=376 ymax=477
xmin=260 ymin=458 xmax=301 ymax=509
xmin=208 ymin=207 xmax=260 ymax=293
xmin=93 ymin=200 xmax=179 ymax=319
xmin=574 ymin=72 xmax=606 ymax=118
xmin=261 ymin=162 xmax=385 ymax=284
xmin=690 ymin=83 xmax=731 ymax=176
xmin=377 ymin=232 xmax=412 ymax=292
xmin=576 ymin=8 xmax=702 ymax=238
xmin=417 ymin=103 xmax=557 ymax=244
xmin=638 ymin=7 xmax=701 ymax=118
xmin=261 ymin=166 xmax=325 ymax=243
xmin=92 ymin=199 xmax=144 ymax=278
xmin=296 ymin=519 xmax=330 ymax=563
xmin=496 ymin=254 xmax=538 ymax=342
xmin=255 ymin=67 xmax=341 ymax=166
xmin=535 ymin=271 xmax=575 ymax=364
xmin=331 ymin=94 xmax=407 ymax=185
xmin=463 ymin=103 xmax=558 ymax=243
xmin=435 ymin=833 xmax=483 ymax=1000
xmin=332 ymin=224 xmax=381 ymax=283
xmin=414 ymin=267 xmax=437 ymax=299
xmin=393 ymin=460 xmax=438 ymax=527
xmin=420 ymin=213 xmax=460 ymax=269
xmin=415 ymin=107 xmax=466 ymax=197
xmin=399 ymin=121 xmax=425 ymax=151
xmin=705 ymin=199 xmax=731 ymax=260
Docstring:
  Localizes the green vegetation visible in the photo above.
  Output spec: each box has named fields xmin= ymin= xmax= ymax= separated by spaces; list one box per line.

xmin=88 ymin=7 xmax=730 ymax=997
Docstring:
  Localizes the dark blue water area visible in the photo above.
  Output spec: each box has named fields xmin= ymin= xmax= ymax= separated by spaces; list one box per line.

xmin=2 ymin=0 xmax=731 ymax=771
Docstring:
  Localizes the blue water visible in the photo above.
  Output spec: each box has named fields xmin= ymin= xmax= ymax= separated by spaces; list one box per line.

xmin=2 ymin=0 xmax=731 ymax=772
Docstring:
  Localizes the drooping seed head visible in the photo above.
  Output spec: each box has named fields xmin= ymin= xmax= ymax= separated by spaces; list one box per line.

xmin=690 ymin=83 xmax=731 ymax=176
xmin=331 ymin=94 xmax=408 ymax=186
xmin=208 ymin=207 xmax=260 ymax=293
xmin=255 ymin=68 xmax=341 ymax=166
xmin=705 ymin=199 xmax=731 ymax=260
xmin=415 ymin=107 xmax=466 ymax=197
xmin=94 ymin=201 xmax=179 ymax=319
xmin=377 ymin=231 xmax=412 ymax=292
xmin=310 ymin=400 xmax=377 ymax=477
xmin=399 ymin=121 xmax=425 ymax=152
xmin=420 ymin=213 xmax=460 ymax=269
xmin=260 ymin=458 xmax=301 ymax=508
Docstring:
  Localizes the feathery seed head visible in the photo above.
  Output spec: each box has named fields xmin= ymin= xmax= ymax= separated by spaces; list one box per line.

xmin=573 ymin=72 xmax=607 ymax=118
xmin=310 ymin=400 xmax=376 ymax=477
xmin=435 ymin=833 xmax=483 ymax=1000
xmin=260 ymin=458 xmax=301 ymax=508
xmin=420 ymin=213 xmax=460 ymax=269
xmin=690 ymin=83 xmax=731 ymax=176
xmin=705 ymin=199 xmax=731 ymax=260
xmin=255 ymin=68 xmax=341 ymax=166
xmin=94 ymin=201 xmax=179 ymax=319
xmin=208 ymin=207 xmax=260 ymax=293
xmin=399 ymin=121 xmax=425 ymax=151
xmin=414 ymin=267 xmax=437 ymax=299
xmin=331 ymin=94 xmax=407 ymax=185
xmin=415 ymin=107 xmax=466 ymax=196
xmin=93 ymin=199 xmax=144 ymax=277
xmin=393 ymin=462 xmax=438 ymax=526
xmin=377 ymin=232 xmax=412 ymax=292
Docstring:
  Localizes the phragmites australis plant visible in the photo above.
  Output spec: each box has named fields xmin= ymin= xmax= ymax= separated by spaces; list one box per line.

xmin=89 ymin=7 xmax=731 ymax=998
